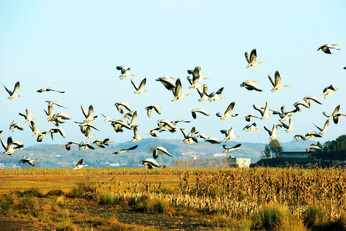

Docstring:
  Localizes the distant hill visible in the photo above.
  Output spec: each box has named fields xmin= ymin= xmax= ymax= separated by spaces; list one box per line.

xmin=0 ymin=138 xmax=312 ymax=169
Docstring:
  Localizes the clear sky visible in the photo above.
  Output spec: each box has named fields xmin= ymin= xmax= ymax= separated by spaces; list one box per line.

xmin=1 ymin=1 xmax=346 ymax=149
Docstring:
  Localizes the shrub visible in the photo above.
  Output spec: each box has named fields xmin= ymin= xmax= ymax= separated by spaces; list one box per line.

xmin=302 ymin=205 xmax=327 ymax=228
xmin=253 ymin=203 xmax=290 ymax=231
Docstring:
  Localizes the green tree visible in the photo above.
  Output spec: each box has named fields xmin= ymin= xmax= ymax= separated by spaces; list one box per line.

xmin=263 ymin=145 xmax=272 ymax=158
xmin=268 ymin=139 xmax=283 ymax=158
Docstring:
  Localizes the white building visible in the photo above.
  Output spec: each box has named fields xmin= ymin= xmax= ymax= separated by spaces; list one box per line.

xmin=228 ymin=157 xmax=251 ymax=168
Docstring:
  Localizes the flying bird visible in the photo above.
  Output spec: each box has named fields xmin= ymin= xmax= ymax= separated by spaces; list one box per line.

xmin=141 ymin=158 xmax=161 ymax=169
xmin=74 ymin=159 xmax=88 ymax=170
xmin=19 ymin=159 xmax=35 ymax=167
xmin=116 ymin=66 xmax=137 ymax=79
xmin=216 ymin=102 xmax=238 ymax=121
xmin=264 ymin=125 xmax=280 ymax=140
xmin=155 ymin=76 xmax=177 ymax=91
xmin=115 ymin=102 xmax=132 ymax=114
xmin=9 ymin=120 xmax=24 ymax=132
xmin=268 ymin=70 xmax=291 ymax=93
xmin=171 ymin=78 xmax=192 ymax=102
xmin=191 ymin=108 xmax=210 ymax=119
xmin=3 ymin=81 xmax=21 ymax=101
xmin=131 ymin=78 xmax=149 ymax=94
xmin=37 ymin=87 xmax=65 ymax=93
xmin=19 ymin=109 xmax=37 ymax=123
xmin=113 ymin=145 xmax=138 ymax=155
xmin=1 ymin=136 xmax=21 ymax=156
xmin=220 ymin=127 xmax=243 ymax=142
xmin=145 ymin=105 xmax=161 ymax=118
xmin=245 ymin=49 xmax=265 ymax=68
xmin=323 ymin=85 xmax=340 ymax=99
xmin=240 ymin=80 xmax=262 ymax=92
xmin=317 ymin=44 xmax=340 ymax=54
xmin=223 ymin=144 xmax=241 ymax=154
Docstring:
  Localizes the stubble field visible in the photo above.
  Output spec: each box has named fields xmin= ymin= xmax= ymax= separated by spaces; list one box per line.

xmin=0 ymin=167 xmax=345 ymax=230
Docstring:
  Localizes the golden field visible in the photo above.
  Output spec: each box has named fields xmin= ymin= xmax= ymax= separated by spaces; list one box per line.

xmin=0 ymin=167 xmax=345 ymax=230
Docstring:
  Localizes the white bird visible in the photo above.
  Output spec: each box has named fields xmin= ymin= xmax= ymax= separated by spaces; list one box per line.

xmin=323 ymin=85 xmax=340 ymax=99
xmin=171 ymin=78 xmax=192 ymax=102
xmin=243 ymin=122 xmax=261 ymax=132
xmin=245 ymin=114 xmax=259 ymax=122
xmin=65 ymin=141 xmax=79 ymax=150
xmin=19 ymin=109 xmax=37 ymax=123
xmin=187 ymin=66 xmax=207 ymax=89
xmin=9 ymin=120 xmax=24 ymax=132
xmin=179 ymin=127 xmax=199 ymax=144
xmin=303 ymin=96 xmax=322 ymax=106
xmin=253 ymin=102 xmax=273 ymax=120
xmin=313 ymin=120 xmax=330 ymax=135
xmin=223 ymin=144 xmax=241 ymax=154
xmin=93 ymin=138 xmax=113 ymax=148
xmin=1 ymin=136 xmax=21 ymax=156
xmin=145 ymin=105 xmax=161 ymax=118
xmin=45 ymin=100 xmax=68 ymax=109
xmin=216 ymin=102 xmax=238 ymax=121
xmin=37 ymin=87 xmax=65 ymax=93
xmin=304 ymin=131 xmax=322 ymax=140
xmin=113 ymin=145 xmax=138 ymax=155
xmin=80 ymin=105 xmax=98 ymax=126
xmin=153 ymin=146 xmax=172 ymax=167
xmin=245 ymin=49 xmax=265 ymax=68
xmin=82 ymin=125 xmax=98 ymax=140
xmin=323 ymin=105 xmax=345 ymax=124
xmin=196 ymin=84 xmax=210 ymax=102
xmin=306 ymin=144 xmax=322 ymax=153
xmin=317 ymin=44 xmax=340 ymax=54
xmin=268 ymin=70 xmax=291 ymax=93
xmin=19 ymin=159 xmax=35 ymax=167
xmin=240 ymin=80 xmax=262 ymax=92
xmin=199 ymin=134 xmax=222 ymax=144
xmin=156 ymin=76 xmax=177 ymax=91
xmin=78 ymin=141 xmax=95 ymax=150
xmin=74 ymin=159 xmax=88 ymax=170
xmin=141 ymin=158 xmax=161 ymax=169
xmin=116 ymin=66 xmax=137 ymax=79
xmin=49 ymin=127 xmax=66 ymax=140
xmin=115 ymin=102 xmax=132 ymax=114
xmin=279 ymin=117 xmax=296 ymax=133
xmin=264 ymin=125 xmax=280 ymax=140
xmin=191 ymin=108 xmax=210 ymax=119
xmin=131 ymin=78 xmax=149 ymax=94
xmin=133 ymin=126 xmax=145 ymax=143
xmin=221 ymin=127 xmax=243 ymax=142
xmin=3 ymin=81 xmax=21 ymax=101
xmin=208 ymin=87 xmax=225 ymax=102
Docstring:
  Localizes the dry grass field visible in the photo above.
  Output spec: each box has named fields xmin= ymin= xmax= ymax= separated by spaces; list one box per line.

xmin=0 ymin=167 xmax=345 ymax=230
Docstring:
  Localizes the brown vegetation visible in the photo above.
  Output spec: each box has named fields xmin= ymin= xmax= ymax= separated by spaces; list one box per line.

xmin=0 ymin=167 xmax=345 ymax=230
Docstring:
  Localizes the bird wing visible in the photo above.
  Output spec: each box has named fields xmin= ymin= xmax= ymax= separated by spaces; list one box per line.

xmin=250 ymin=49 xmax=257 ymax=63
xmin=77 ymin=159 xmax=83 ymax=166
xmin=224 ymin=102 xmax=235 ymax=114
xmin=3 ymin=84 xmax=13 ymax=96
xmin=274 ymin=71 xmax=281 ymax=86
xmin=131 ymin=79 xmax=139 ymax=90
xmin=12 ymin=81 xmax=20 ymax=95
xmin=331 ymin=105 xmax=340 ymax=116
xmin=268 ymin=75 xmax=275 ymax=87
xmin=245 ymin=52 xmax=250 ymax=64
xmin=138 ymin=78 xmax=147 ymax=90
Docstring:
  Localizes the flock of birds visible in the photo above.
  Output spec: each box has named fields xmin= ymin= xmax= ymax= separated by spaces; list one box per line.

xmin=1 ymin=44 xmax=345 ymax=169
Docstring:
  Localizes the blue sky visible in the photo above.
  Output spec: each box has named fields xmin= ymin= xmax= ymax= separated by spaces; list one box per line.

xmin=1 ymin=1 xmax=346 ymax=148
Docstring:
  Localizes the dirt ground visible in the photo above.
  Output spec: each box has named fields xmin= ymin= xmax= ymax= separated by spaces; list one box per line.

xmin=0 ymin=197 xmax=217 ymax=231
